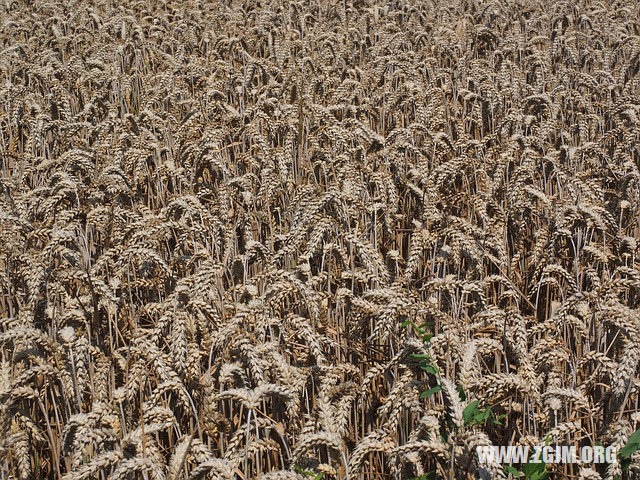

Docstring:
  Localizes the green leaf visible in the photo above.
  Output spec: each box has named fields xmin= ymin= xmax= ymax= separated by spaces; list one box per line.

xmin=618 ymin=441 xmax=640 ymax=459
xmin=619 ymin=429 xmax=640 ymax=459
xmin=503 ymin=465 xmax=524 ymax=477
xmin=294 ymin=465 xmax=310 ymax=475
xmin=493 ymin=413 xmax=506 ymax=425
xmin=410 ymin=473 xmax=436 ymax=480
xmin=457 ymin=385 xmax=467 ymax=401
xmin=421 ymin=363 xmax=439 ymax=376
xmin=400 ymin=319 xmax=412 ymax=328
xmin=522 ymin=461 xmax=548 ymax=480
xmin=462 ymin=401 xmax=498 ymax=426
xmin=463 ymin=401 xmax=479 ymax=425
xmin=419 ymin=385 xmax=442 ymax=398
xmin=480 ymin=407 xmax=493 ymax=423
xmin=409 ymin=353 xmax=429 ymax=360
xmin=628 ymin=429 xmax=640 ymax=445
xmin=294 ymin=465 xmax=317 ymax=478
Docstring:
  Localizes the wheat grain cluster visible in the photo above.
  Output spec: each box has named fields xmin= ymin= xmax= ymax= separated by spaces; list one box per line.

xmin=1 ymin=0 xmax=640 ymax=478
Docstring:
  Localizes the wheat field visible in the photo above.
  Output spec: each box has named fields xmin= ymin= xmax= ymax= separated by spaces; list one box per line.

xmin=1 ymin=0 xmax=640 ymax=478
